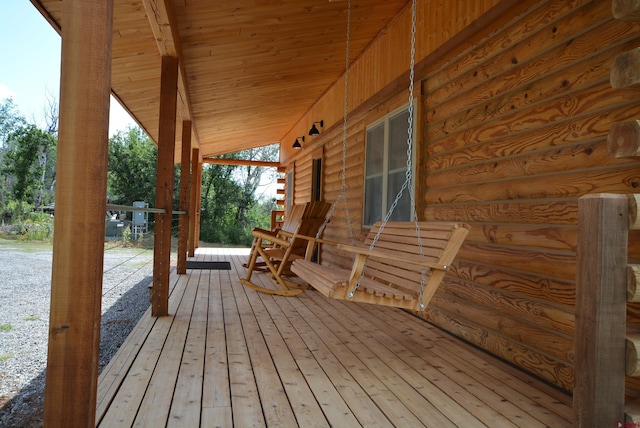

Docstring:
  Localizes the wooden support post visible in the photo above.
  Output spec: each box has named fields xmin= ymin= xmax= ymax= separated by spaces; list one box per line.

xmin=151 ymin=55 xmax=178 ymax=317
xmin=43 ymin=1 xmax=113 ymax=426
xmin=195 ymin=160 xmax=202 ymax=249
xmin=188 ymin=148 xmax=199 ymax=257
xmin=177 ymin=121 xmax=191 ymax=274
xmin=574 ymin=194 xmax=628 ymax=427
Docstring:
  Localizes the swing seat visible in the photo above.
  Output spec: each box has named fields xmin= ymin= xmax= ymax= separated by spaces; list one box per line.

xmin=291 ymin=221 xmax=470 ymax=311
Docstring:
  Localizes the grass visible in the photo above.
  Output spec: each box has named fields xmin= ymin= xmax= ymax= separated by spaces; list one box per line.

xmin=0 ymin=324 xmax=14 ymax=332
xmin=0 ymin=352 xmax=13 ymax=363
xmin=24 ymin=316 xmax=39 ymax=321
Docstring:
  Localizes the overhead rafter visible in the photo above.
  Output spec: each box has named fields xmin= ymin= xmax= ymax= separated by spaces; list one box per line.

xmin=142 ymin=0 xmax=200 ymax=147
xmin=202 ymin=158 xmax=280 ymax=168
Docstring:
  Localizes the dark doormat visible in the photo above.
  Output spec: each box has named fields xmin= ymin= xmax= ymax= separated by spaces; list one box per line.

xmin=186 ymin=261 xmax=231 ymax=270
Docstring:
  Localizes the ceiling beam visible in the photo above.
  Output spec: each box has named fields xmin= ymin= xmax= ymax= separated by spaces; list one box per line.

xmin=203 ymin=158 xmax=280 ymax=168
xmin=142 ymin=0 xmax=199 ymax=147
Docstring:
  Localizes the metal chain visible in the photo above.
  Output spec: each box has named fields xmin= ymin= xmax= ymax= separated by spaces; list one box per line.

xmin=352 ymin=0 xmax=424 ymax=306
xmin=317 ymin=0 xmax=355 ymax=244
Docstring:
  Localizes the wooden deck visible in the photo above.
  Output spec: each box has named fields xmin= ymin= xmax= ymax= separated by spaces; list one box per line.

xmin=96 ymin=247 xmax=572 ymax=427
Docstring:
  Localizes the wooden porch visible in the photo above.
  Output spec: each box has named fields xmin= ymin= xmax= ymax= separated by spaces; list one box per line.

xmin=96 ymin=247 xmax=571 ymax=427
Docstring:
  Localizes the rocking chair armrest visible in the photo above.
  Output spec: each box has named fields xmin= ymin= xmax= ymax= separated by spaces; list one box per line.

xmin=336 ymin=244 xmax=448 ymax=271
xmin=252 ymin=229 xmax=291 ymax=248
xmin=251 ymin=227 xmax=278 ymax=238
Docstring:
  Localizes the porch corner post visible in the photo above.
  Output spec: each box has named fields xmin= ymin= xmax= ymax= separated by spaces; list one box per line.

xmin=574 ymin=193 xmax=628 ymax=426
xmin=195 ymin=159 xmax=202 ymax=249
xmin=151 ymin=55 xmax=178 ymax=317
xmin=43 ymin=0 xmax=113 ymax=426
xmin=188 ymin=147 xmax=199 ymax=257
xmin=177 ymin=121 xmax=192 ymax=274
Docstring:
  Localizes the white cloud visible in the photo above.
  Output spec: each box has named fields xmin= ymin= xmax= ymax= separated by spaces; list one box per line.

xmin=0 ymin=83 xmax=16 ymax=101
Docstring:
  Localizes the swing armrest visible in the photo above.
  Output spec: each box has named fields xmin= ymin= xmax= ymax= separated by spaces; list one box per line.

xmin=293 ymin=234 xmax=341 ymax=246
xmin=336 ymin=244 xmax=448 ymax=271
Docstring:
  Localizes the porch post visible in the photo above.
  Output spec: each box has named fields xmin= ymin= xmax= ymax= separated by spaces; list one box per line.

xmin=188 ymin=147 xmax=199 ymax=257
xmin=574 ymin=193 xmax=628 ymax=426
xmin=151 ymin=55 xmax=178 ymax=317
xmin=195 ymin=160 xmax=202 ymax=249
xmin=177 ymin=121 xmax=192 ymax=274
xmin=43 ymin=0 xmax=113 ymax=425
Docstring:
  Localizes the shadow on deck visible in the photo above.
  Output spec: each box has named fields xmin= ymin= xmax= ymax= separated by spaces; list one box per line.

xmin=96 ymin=247 xmax=572 ymax=427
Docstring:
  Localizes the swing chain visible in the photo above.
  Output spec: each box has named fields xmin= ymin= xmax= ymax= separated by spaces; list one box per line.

xmin=354 ymin=0 xmax=422 ymax=299
xmin=316 ymin=0 xmax=355 ymax=245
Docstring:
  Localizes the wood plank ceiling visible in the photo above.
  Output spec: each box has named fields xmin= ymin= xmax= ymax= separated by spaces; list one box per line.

xmin=31 ymin=0 xmax=410 ymax=160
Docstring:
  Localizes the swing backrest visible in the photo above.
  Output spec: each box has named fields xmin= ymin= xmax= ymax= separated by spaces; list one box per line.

xmin=359 ymin=221 xmax=469 ymax=299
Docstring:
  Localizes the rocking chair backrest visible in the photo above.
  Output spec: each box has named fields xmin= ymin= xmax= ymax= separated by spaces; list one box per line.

xmin=281 ymin=204 xmax=307 ymax=235
xmin=290 ymin=201 xmax=332 ymax=255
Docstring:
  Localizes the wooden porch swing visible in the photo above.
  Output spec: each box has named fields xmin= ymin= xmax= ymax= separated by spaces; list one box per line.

xmin=290 ymin=0 xmax=470 ymax=311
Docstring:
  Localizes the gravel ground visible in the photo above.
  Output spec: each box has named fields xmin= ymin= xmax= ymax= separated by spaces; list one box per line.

xmin=0 ymin=240 xmax=155 ymax=427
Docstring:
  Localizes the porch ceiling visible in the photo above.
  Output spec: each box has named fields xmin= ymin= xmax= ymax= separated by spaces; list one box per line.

xmin=31 ymin=0 xmax=410 ymax=160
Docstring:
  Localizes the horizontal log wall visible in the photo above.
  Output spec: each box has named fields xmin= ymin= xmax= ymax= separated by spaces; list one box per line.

xmin=287 ymin=0 xmax=640 ymax=392
xmin=421 ymin=0 xmax=640 ymax=392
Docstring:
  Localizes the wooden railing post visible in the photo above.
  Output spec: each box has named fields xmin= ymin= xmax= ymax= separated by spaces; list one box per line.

xmin=177 ymin=120 xmax=192 ymax=275
xmin=574 ymin=193 xmax=628 ymax=427
xmin=43 ymin=1 xmax=113 ymax=426
xmin=151 ymin=55 xmax=178 ymax=317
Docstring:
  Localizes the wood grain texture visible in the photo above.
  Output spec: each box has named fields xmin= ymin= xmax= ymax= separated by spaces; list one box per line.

xmin=573 ymin=194 xmax=628 ymax=426
xmin=43 ymin=1 xmax=113 ymax=426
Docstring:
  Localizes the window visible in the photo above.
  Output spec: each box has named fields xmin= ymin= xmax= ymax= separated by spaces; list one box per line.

xmin=311 ymin=157 xmax=322 ymax=202
xmin=286 ymin=169 xmax=294 ymax=211
xmin=363 ymin=105 xmax=415 ymax=227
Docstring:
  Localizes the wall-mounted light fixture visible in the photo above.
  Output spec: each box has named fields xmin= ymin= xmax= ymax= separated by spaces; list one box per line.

xmin=292 ymin=136 xmax=305 ymax=149
xmin=308 ymin=120 xmax=324 ymax=136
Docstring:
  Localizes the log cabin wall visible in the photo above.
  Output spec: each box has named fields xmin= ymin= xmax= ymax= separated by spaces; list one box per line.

xmin=420 ymin=0 xmax=640 ymax=392
xmin=285 ymin=0 xmax=640 ymax=392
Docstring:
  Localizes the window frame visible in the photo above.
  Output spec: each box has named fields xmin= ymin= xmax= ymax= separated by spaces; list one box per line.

xmin=362 ymin=101 xmax=417 ymax=228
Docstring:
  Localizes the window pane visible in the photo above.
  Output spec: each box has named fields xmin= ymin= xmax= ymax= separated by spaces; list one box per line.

xmin=366 ymin=123 xmax=384 ymax=176
xmin=388 ymin=110 xmax=410 ymax=170
xmin=387 ymin=171 xmax=410 ymax=221
xmin=364 ymin=176 xmax=383 ymax=226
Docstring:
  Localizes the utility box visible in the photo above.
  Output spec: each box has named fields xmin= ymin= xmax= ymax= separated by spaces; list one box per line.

xmin=132 ymin=201 xmax=148 ymax=239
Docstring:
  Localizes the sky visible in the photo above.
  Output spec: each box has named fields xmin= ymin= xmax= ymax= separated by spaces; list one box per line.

xmin=0 ymin=1 xmax=136 ymax=136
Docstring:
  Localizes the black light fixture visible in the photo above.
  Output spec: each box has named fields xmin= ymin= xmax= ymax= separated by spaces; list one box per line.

xmin=308 ymin=120 xmax=324 ymax=136
xmin=292 ymin=136 xmax=305 ymax=149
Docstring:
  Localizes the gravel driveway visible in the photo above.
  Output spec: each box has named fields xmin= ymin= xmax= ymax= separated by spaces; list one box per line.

xmin=0 ymin=240 xmax=155 ymax=427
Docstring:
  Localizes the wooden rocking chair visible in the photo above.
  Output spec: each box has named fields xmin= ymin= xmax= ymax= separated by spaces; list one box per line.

xmin=241 ymin=201 xmax=332 ymax=296
xmin=242 ymin=203 xmax=306 ymax=271
xmin=291 ymin=221 xmax=470 ymax=311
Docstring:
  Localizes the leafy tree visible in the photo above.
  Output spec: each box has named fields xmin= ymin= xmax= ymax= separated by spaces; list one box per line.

xmin=199 ymin=144 xmax=279 ymax=245
xmin=108 ymin=127 xmax=157 ymax=205
xmin=1 ymin=124 xmax=56 ymax=215
xmin=0 ymin=99 xmax=27 ymax=214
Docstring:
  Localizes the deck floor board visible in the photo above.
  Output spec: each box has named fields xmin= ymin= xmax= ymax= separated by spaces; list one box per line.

xmin=96 ymin=247 xmax=572 ymax=427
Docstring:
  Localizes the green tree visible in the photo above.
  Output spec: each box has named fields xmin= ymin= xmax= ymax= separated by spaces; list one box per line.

xmin=108 ymin=127 xmax=157 ymax=205
xmin=1 ymin=124 xmax=55 ymax=216
xmin=0 ymin=99 xmax=27 ymax=214
xmin=199 ymin=144 xmax=279 ymax=245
